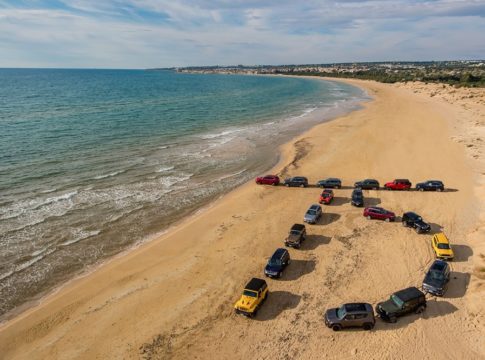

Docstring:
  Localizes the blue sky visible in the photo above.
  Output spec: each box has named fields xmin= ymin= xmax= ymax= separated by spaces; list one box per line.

xmin=0 ymin=0 xmax=484 ymax=68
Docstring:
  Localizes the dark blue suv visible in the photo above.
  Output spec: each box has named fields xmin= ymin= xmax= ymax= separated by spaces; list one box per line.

xmin=416 ymin=180 xmax=445 ymax=192
xmin=264 ymin=248 xmax=290 ymax=278
xmin=422 ymin=260 xmax=450 ymax=296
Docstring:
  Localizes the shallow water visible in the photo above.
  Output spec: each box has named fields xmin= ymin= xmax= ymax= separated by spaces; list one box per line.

xmin=0 ymin=69 xmax=367 ymax=318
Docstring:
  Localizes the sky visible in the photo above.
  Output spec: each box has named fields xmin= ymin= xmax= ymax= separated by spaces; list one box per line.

xmin=0 ymin=0 xmax=484 ymax=68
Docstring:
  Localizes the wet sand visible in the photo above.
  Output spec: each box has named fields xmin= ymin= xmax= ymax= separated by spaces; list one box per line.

xmin=1 ymin=79 xmax=484 ymax=359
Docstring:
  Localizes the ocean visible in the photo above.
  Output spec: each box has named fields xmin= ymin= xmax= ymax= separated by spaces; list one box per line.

xmin=0 ymin=69 xmax=367 ymax=319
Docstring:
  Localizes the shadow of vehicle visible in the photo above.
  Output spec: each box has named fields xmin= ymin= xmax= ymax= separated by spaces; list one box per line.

xmin=321 ymin=213 xmax=341 ymax=225
xmin=363 ymin=197 xmax=381 ymax=207
xmin=329 ymin=197 xmax=350 ymax=206
xmin=444 ymin=188 xmax=459 ymax=192
xmin=302 ymin=234 xmax=331 ymax=250
xmin=452 ymin=244 xmax=473 ymax=262
xmin=443 ymin=271 xmax=470 ymax=299
xmin=255 ymin=291 xmax=301 ymax=321
xmin=374 ymin=299 xmax=458 ymax=331
xmin=281 ymin=259 xmax=316 ymax=281
xmin=429 ymin=222 xmax=444 ymax=235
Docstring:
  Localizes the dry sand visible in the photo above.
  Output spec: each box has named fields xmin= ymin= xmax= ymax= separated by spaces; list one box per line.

xmin=0 ymin=79 xmax=484 ymax=359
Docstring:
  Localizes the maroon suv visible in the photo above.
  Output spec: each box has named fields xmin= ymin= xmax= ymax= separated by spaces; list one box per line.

xmin=384 ymin=179 xmax=412 ymax=190
xmin=255 ymin=175 xmax=280 ymax=186
xmin=363 ymin=207 xmax=396 ymax=222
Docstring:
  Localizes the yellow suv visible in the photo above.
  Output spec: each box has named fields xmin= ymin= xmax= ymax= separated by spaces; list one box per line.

xmin=234 ymin=278 xmax=268 ymax=317
xmin=431 ymin=233 xmax=454 ymax=260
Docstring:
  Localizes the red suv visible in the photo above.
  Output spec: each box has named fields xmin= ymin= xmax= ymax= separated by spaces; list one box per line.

xmin=384 ymin=179 xmax=412 ymax=190
xmin=363 ymin=207 xmax=396 ymax=222
xmin=319 ymin=189 xmax=334 ymax=204
xmin=255 ymin=175 xmax=280 ymax=186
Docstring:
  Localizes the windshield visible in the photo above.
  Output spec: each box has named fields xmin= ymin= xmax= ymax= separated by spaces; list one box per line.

xmin=243 ymin=290 xmax=257 ymax=297
xmin=429 ymin=271 xmax=445 ymax=281
xmin=307 ymin=210 xmax=317 ymax=215
xmin=268 ymin=258 xmax=282 ymax=266
xmin=290 ymin=230 xmax=300 ymax=235
xmin=391 ymin=294 xmax=404 ymax=308
xmin=337 ymin=306 xmax=346 ymax=319
xmin=437 ymin=243 xmax=450 ymax=249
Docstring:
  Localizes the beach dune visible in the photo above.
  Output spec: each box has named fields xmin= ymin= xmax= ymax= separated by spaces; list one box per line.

xmin=0 ymin=79 xmax=484 ymax=359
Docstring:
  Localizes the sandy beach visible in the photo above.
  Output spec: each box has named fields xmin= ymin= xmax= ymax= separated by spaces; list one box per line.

xmin=1 ymin=78 xmax=484 ymax=359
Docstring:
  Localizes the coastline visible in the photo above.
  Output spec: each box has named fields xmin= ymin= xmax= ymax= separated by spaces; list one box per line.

xmin=1 ymin=78 xmax=484 ymax=359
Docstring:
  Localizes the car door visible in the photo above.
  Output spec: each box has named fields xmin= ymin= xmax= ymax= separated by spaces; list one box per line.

xmin=343 ymin=314 xmax=357 ymax=327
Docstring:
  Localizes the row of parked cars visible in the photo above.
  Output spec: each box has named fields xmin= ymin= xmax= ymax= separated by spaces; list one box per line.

xmin=234 ymin=173 xmax=454 ymax=328
xmin=255 ymin=175 xmax=446 ymax=192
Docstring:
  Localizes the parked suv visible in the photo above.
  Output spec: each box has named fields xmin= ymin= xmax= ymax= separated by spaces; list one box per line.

xmin=319 ymin=189 xmax=334 ymax=205
xmin=422 ymin=260 xmax=451 ymax=296
xmin=316 ymin=178 xmax=342 ymax=189
xmin=416 ymin=180 xmax=445 ymax=192
xmin=431 ymin=233 xmax=454 ymax=260
xmin=264 ymin=248 xmax=290 ymax=278
xmin=354 ymin=179 xmax=380 ymax=190
xmin=284 ymin=223 xmax=306 ymax=249
xmin=304 ymin=204 xmax=322 ymax=224
xmin=402 ymin=212 xmax=431 ymax=233
xmin=363 ymin=207 xmax=396 ymax=222
xmin=324 ymin=303 xmax=375 ymax=331
xmin=284 ymin=176 xmax=309 ymax=187
xmin=234 ymin=278 xmax=268 ymax=318
xmin=255 ymin=175 xmax=280 ymax=186
xmin=384 ymin=179 xmax=412 ymax=190
xmin=376 ymin=287 xmax=426 ymax=323
xmin=351 ymin=189 xmax=364 ymax=207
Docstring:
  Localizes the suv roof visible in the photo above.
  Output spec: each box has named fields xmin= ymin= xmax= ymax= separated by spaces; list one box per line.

xmin=404 ymin=211 xmax=420 ymax=219
xmin=309 ymin=204 xmax=320 ymax=211
xmin=291 ymin=224 xmax=305 ymax=231
xmin=245 ymin=278 xmax=267 ymax=291
xmin=434 ymin=233 xmax=450 ymax=244
xmin=271 ymin=248 xmax=288 ymax=259
xmin=343 ymin=303 xmax=369 ymax=313
xmin=395 ymin=179 xmax=410 ymax=182
xmin=430 ymin=259 xmax=449 ymax=272
xmin=394 ymin=287 xmax=424 ymax=301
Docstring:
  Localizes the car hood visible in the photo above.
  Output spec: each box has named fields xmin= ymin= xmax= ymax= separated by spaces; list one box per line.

xmin=415 ymin=220 xmax=431 ymax=229
xmin=235 ymin=295 xmax=257 ymax=310
xmin=286 ymin=234 xmax=300 ymax=243
xmin=423 ymin=275 xmax=446 ymax=290
xmin=305 ymin=213 xmax=317 ymax=220
xmin=325 ymin=308 xmax=339 ymax=322
xmin=378 ymin=300 xmax=400 ymax=314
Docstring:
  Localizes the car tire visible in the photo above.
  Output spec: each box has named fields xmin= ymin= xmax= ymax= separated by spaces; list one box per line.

xmin=419 ymin=187 xmax=424 ymax=192
xmin=385 ymin=218 xmax=391 ymax=222
xmin=367 ymin=215 xmax=372 ymax=220
xmin=416 ymin=227 xmax=422 ymax=234
xmin=338 ymin=185 xmax=341 ymax=189
xmin=373 ymin=187 xmax=378 ymax=190
xmin=363 ymin=323 xmax=374 ymax=331
xmin=437 ymin=188 xmax=442 ymax=192
xmin=415 ymin=305 xmax=425 ymax=314
xmin=402 ymin=221 xmax=407 ymax=227
xmin=300 ymin=184 xmax=305 ymax=188
xmin=285 ymin=183 xmax=289 ymax=187
xmin=332 ymin=324 xmax=342 ymax=331
xmin=272 ymin=182 xmax=277 ymax=186
xmin=389 ymin=316 xmax=397 ymax=323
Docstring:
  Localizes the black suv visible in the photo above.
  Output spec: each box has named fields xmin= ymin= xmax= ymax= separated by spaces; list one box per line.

xmin=283 ymin=176 xmax=309 ymax=187
xmin=284 ymin=223 xmax=306 ymax=249
xmin=422 ymin=260 xmax=451 ymax=296
xmin=376 ymin=287 xmax=426 ymax=323
xmin=316 ymin=178 xmax=342 ymax=189
xmin=264 ymin=248 xmax=290 ymax=278
xmin=354 ymin=179 xmax=380 ymax=190
xmin=402 ymin=212 xmax=431 ymax=233
xmin=416 ymin=180 xmax=445 ymax=192
xmin=351 ymin=189 xmax=364 ymax=207
xmin=324 ymin=303 xmax=375 ymax=331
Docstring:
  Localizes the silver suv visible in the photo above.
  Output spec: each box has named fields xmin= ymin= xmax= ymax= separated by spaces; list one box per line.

xmin=324 ymin=303 xmax=375 ymax=331
xmin=304 ymin=204 xmax=322 ymax=224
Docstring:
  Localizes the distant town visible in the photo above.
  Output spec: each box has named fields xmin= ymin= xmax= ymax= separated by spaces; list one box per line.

xmin=156 ymin=61 xmax=485 ymax=87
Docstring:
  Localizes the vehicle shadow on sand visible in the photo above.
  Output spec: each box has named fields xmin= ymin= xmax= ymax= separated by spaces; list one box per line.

xmin=429 ymin=222 xmax=443 ymax=234
xmin=321 ymin=213 xmax=341 ymax=225
xmin=329 ymin=197 xmax=350 ymax=206
xmin=255 ymin=291 xmax=301 ymax=321
xmin=373 ymin=299 xmax=458 ymax=331
xmin=452 ymin=244 xmax=473 ymax=262
xmin=363 ymin=197 xmax=381 ymax=207
xmin=302 ymin=235 xmax=331 ymax=250
xmin=281 ymin=259 xmax=316 ymax=281
xmin=443 ymin=271 xmax=471 ymax=298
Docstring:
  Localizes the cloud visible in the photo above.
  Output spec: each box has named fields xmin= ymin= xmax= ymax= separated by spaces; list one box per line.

xmin=0 ymin=0 xmax=484 ymax=68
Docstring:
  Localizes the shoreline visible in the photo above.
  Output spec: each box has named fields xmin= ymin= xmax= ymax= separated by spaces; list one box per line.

xmin=1 ymin=78 xmax=484 ymax=359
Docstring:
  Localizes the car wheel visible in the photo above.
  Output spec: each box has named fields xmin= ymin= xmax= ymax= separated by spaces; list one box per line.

xmin=402 ymin=221 xmax=407 ymax=227
xmin=416 ymin=227 xmax=422 ymax=234
xmin=419 ymin=188 xmax=424 ymax=192
xmin=415 ymin=305 xmax=425 ymax=314
xmin=385 ymin=218 xmax=391 ymax=222
xmin=363 ymin=323 xmax=374 ymax=331
xmin=338 ymin=185 xmax=341 ymax=189
xmin=437 ymin=188 xmax=442 ymax=192
xmin=367 ymin=215 xmax=372 ymax=220
xmin=332 ymin=324 xmax=342 ymax=331
xmin=300 ymin=184 xmax=305 ymax=188
xmin=374 ymin=187 xmax=378 ymax=190
xmin=272 ymin=182 xmax=277 ymax=186
xmin=389 ymin=316 xmax=397 ymax=323
xmin=285 ymin=183 xmax=289 ymax=187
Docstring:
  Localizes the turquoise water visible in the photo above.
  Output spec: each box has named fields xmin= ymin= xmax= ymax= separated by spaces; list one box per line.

xmin=0 ymin=69 xmax=366 ymax=318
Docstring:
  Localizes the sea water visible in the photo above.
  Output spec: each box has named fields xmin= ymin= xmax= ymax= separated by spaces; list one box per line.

xmin=0 ymin=69 xmax=367 ymax=318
